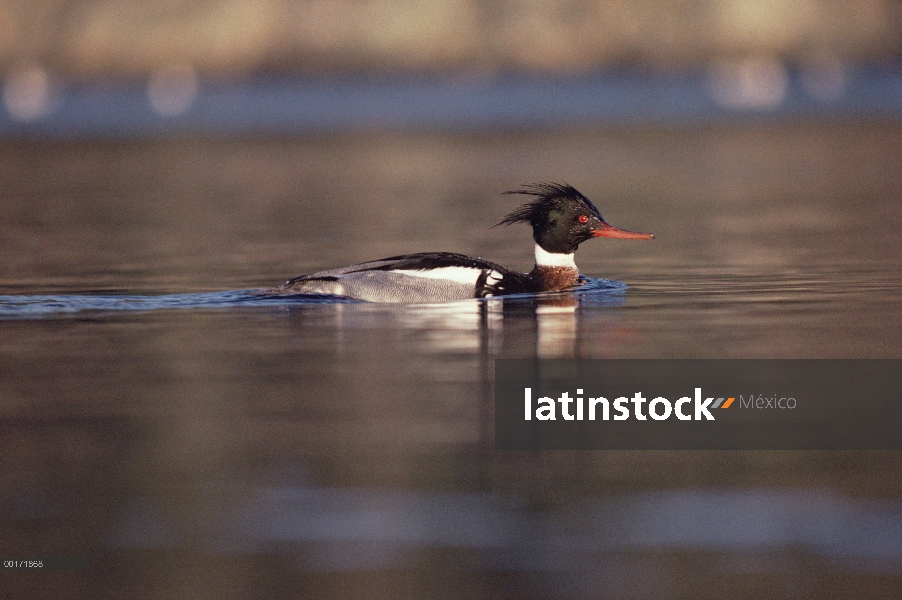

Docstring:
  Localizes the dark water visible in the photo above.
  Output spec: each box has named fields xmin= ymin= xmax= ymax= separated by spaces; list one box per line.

xmin=1 ymin=123 xmax=901 ymax=599
xmin=2 ymin=69 xmax=902 ymax=137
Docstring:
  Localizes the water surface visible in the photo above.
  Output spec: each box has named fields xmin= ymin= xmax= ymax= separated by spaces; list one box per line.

xmin=1 ymin=123 xmax=901 ymax=599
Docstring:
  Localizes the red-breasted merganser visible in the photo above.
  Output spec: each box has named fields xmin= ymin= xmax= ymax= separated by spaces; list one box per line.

xmin=277 ymin=183 xmax=653 ymax=302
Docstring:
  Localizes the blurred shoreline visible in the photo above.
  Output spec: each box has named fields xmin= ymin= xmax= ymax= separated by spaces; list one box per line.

xmin=0 ymin=1 xmax=899 ymax=77
xmin=2 ymin=1 xmax=899 ymax=138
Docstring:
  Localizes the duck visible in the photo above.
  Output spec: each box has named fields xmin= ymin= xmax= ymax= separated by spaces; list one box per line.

xmin=276 ymin=183 xmax=653 ymax=302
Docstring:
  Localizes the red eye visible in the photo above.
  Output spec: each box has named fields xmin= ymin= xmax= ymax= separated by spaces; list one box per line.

xmin=578 ymin=215 xmax=589 ymax=223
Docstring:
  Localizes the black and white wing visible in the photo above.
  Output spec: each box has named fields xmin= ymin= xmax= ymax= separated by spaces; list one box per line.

xmin=278 ymin=252 xmax=529 ymax=302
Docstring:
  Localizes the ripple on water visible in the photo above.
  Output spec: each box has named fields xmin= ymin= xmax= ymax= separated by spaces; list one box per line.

xmin=0 ymin=278 xmax=630 ymax=320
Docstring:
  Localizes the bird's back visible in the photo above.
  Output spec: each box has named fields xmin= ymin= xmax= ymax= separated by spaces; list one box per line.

xmin=276 ymin=252 xmax=528 ymax=302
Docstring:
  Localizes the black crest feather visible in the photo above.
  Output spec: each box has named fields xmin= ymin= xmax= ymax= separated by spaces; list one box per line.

xmin=495 ymin=182 xmax=603 ymax=228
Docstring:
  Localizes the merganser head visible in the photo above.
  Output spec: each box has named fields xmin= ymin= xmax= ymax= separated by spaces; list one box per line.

xmin=497 ymin=183 xmax=654 ymax=258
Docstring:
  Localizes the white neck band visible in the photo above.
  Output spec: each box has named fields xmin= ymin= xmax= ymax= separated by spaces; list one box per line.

xmin=534 ymin=244 xmax=577 ymax=268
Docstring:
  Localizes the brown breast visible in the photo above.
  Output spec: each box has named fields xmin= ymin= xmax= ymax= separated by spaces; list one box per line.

xmin=529 ymin=266 xmax=581 ymax=292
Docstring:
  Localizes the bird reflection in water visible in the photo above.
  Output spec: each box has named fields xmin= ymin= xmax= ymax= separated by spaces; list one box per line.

xmin=368 ymin=286 xmax=625 ymax=359
xmin=533 ymin=295 xmax=579 ymax=358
